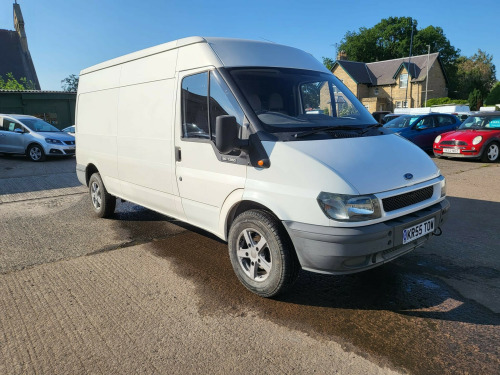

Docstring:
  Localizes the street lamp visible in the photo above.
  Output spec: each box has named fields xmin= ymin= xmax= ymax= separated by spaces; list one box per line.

xmin=425 ymin=45 xmax=430 ymax=107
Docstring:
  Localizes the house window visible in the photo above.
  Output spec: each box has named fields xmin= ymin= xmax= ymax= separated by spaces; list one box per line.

xmin=399 ymin=73 xmax=408 ymax=88
xmin=395 ymin=101 xmax=408 ymax=108
xmin=374 ymin=88 xmax=379 ymax=96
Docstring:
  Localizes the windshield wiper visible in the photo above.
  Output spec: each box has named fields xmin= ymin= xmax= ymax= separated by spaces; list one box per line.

xmin=361 ymin=123 xmax=383 ymax=134
xmin=294 ymin=125 xmax=365 ymax=138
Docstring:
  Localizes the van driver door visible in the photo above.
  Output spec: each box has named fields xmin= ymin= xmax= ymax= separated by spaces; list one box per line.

xmin=174 ymin=68 xmax=248 ymax=235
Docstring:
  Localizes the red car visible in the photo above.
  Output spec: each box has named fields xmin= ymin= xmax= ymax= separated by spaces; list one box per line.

xmin=433 ymin=112 xmax=500 ymax=162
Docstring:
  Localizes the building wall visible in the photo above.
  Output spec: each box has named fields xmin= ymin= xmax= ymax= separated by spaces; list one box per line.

xmin=331 ymin=65 xmax=358 ymax=97
xmin=420 ymin=63 xmax=448 ymax=106
xmin=0 ymin=92 xmax=76 ymax=129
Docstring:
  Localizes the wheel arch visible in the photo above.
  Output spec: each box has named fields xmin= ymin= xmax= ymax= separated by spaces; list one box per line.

xmin=85 ymin=163 xmax=99 ymax=186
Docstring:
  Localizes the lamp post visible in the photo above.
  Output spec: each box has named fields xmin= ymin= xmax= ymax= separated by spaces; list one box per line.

xmin=425 ymin=45 xmax=430 ymax=107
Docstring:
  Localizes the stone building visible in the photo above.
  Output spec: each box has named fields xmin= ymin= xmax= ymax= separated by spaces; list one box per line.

xmin=331 ymin=52 xmax=448 ymax=112
xmin=0 ymin=2 xmax=41 ymax=89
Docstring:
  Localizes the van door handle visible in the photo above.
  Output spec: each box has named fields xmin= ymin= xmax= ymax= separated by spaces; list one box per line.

xmin=175 ymin=147 xmax=181 ymax=162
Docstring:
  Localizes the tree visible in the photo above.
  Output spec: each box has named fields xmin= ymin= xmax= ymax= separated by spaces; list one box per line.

xmin=336 ymin=17 xmax=460 ymax=69
xmin=0 ymin=72 xmax=36 ymax=90
xmin=322 ymin=57 xmax=335 ymax=71
xmin=455 ymin=50 xmax=496 ymax=99
xmin=331 ymin=17 xmax=461 ymax=95
xmin=485 ymin=82 xmax=500 ymax=106
xmin=468 ymin=89 xmax=483 ymax=111
xmin=61 ymin=74 xmax=79 ymax=92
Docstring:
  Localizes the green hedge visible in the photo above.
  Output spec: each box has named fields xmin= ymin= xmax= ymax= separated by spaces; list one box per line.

xmin=425 ymin=97 xmax=468 ymax=107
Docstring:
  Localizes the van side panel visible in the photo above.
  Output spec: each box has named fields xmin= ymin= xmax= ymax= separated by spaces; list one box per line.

xmin=115 ymin=50 xmax=181 ymax=216
xmin=76 ymin=90 xmax=121 ymax=196
xmin=176 ymin=43 xmax=222 ymax=71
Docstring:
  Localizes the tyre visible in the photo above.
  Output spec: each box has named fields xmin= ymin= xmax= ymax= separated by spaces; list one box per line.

xmin=27 ymin=144 xmax=46 ymax=162
xmin=88 ymin=173 xmax=116 ymax=218
xmin=481 ymin=142 xmax=499 ymax=163
xmin=228 ymin=210 xmax=300 ymax=297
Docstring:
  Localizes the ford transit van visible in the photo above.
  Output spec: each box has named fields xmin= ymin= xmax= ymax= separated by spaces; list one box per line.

xmin=76 ymin=37 xmax=449 ymax=297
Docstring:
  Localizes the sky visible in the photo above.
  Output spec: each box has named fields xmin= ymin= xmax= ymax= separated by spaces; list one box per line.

xmin=1 ymin=0 xmax=499 ymax=91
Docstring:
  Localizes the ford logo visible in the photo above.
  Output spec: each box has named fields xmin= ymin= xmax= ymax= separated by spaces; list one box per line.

xmin=404 ymin=173 xmax=414 ymax=180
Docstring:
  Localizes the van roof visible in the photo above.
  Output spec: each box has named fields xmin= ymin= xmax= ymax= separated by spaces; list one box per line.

xmin=80 ymin=36 xmax=328 ymax=75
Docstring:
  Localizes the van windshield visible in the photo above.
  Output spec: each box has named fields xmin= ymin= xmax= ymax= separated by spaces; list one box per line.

xmin=228 ymin=68 xmax=377 ymax=132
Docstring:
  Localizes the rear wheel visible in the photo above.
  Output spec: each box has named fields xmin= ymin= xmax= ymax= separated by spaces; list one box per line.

xmin=89 ymin=173 xmax=116 ymax=218
xmin=481 ymin=142 xmax=499 ymax=163
xmin=27 ymin=144 xmax=46 ymax=162
xmin=228 ymin=210 xmax=300 ymax=297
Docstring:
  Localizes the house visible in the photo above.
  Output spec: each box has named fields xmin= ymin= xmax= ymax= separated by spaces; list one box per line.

xmin=0 ymin=2 xmax=41 ymax=89
xmin=331 ymin=51 xmax=448 ymax=112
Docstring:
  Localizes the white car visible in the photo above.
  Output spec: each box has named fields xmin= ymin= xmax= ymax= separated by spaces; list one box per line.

xmin=0 ymin=115 xmax=76 ymax=161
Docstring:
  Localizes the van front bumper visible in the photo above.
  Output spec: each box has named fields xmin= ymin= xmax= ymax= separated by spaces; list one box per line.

xmin=283 ymin=200 xmax=450 ymax=275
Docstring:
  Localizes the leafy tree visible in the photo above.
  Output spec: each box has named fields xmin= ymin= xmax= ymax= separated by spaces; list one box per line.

xmin=485 ymin=82 xmax=500 ymax=105
xmin=336 ymin=17 xmax=460 ymax=70
xmin=455 ymin=50 xmax=496 ymax=99
xmin=61 ymin=74 xmax=79 ymax=92
xmin=0 ymin=72 xmax=35 ymax=90
xmin=322 ymin=57 xmax=335 ymax=71
xmin=468 ymin=89 xmax=483 ymax=111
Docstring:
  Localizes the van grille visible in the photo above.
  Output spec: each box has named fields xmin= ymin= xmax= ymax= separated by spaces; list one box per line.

xmin=382 ymin=186 xmax=434 ymax=212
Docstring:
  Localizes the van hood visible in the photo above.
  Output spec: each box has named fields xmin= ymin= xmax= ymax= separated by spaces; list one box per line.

xmin=271 ymin=134 xmax=440 ymax=195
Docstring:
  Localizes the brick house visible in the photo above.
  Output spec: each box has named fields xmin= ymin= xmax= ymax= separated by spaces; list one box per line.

xmin=331 ymin=52 xmax=448 ymax=112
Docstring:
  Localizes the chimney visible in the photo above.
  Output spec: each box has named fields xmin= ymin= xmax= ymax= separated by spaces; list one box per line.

xmin=337 ymin=51 xmax=348 ymax=61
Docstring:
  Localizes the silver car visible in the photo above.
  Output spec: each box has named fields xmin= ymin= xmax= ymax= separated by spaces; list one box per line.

xmin=0 ymin=114 xmax=76 ymax=161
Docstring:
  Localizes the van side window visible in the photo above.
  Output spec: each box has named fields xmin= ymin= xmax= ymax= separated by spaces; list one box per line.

xmin=209 ymin=71 xmax=244 ymax=141
xmin=181 ymin=72 xmax=210 ymax=139
xmin=181 ymin=71 xmax=245 ymax=141
xmin=2 ymin=119 xmax=21 ymax=132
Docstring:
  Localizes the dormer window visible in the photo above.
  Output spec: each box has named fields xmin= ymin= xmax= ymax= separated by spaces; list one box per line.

xmin=399 ymin=73 xmax=408 ymax=88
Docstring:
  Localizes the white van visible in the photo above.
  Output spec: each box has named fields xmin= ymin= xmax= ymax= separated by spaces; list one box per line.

xmin=76 ymin=37 xmax=449 ymax=297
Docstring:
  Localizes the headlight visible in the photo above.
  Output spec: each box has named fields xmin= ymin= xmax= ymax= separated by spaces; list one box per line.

xmin=45 ymin=138 xmax=63 ymax=145
xmin=434 ymin=135 xmax=442 ymax=144
xmin=472 ymin=136 xmax=482 ymax=145
xmin=317 ymin=192 xmax=382 ymax=221
xmin=440 ymin=177 xmax=446 ymax=197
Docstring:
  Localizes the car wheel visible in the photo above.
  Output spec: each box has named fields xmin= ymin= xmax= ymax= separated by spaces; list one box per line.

xmin=27 ymin=144 xmax=46 ymax=162
xmin=481 ymin=142 xmax=500 ymax=163
xmin=228 ymin=210 xmax=300 ymax=297
xmin=89 ymin=173 xmax=116 ymax=218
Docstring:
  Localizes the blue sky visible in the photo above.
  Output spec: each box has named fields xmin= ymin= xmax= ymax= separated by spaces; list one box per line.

xmin=1 ymin=0 xmax=499 ymax=90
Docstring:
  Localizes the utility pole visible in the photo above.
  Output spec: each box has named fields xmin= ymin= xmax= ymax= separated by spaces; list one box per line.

xmin=425 ymin=45 xmax=430 ymax=107
xmin=404 ymin=18 xmax=414 ymax=108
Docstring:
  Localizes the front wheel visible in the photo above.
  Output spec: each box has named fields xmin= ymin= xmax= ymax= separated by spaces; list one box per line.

xmin=88 ymin=173 xmax=116 ymax=218
xmin=27 ymin=144 xmax=46 ymax=162
xmin=228 ymin=210 xmax=300 ymax=297
xmin=481 ymin=142 xmax=499 ymax=163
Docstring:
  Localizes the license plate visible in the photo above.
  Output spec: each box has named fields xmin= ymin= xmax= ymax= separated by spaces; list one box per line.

xmin=443 ymin=148 xmax=460 ymax=154
xmin=403 ymin=218 xmax=435 ymax=244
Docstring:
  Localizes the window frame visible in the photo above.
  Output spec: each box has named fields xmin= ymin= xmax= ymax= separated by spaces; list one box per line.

xmin=399 ymin=73 xmax=408 ymax=88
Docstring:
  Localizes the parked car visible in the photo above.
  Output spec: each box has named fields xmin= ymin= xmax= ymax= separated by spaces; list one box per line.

xmin=0 ymin=114 xmax=75 ymax=161
xmin=63 ymin=125 xmax=75 ymax=136
xmin=381 ymin=113 xmax=402 ymax=124
xmin=383 ymin=113 xmax=461 ymax=151
xmin=433 ymin=112 xmax=500 ymax=162
xmin=372 ymin=111 xmax=391 ymax=123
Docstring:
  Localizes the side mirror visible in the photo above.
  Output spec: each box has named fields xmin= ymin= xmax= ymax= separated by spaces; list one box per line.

xmin=14 ymin=128 xmax=24 ymax=134
xmin=416 ymin=124 xmax=429 ymax=130
xmin=215 ymin=115 xmax=239 ymax=154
